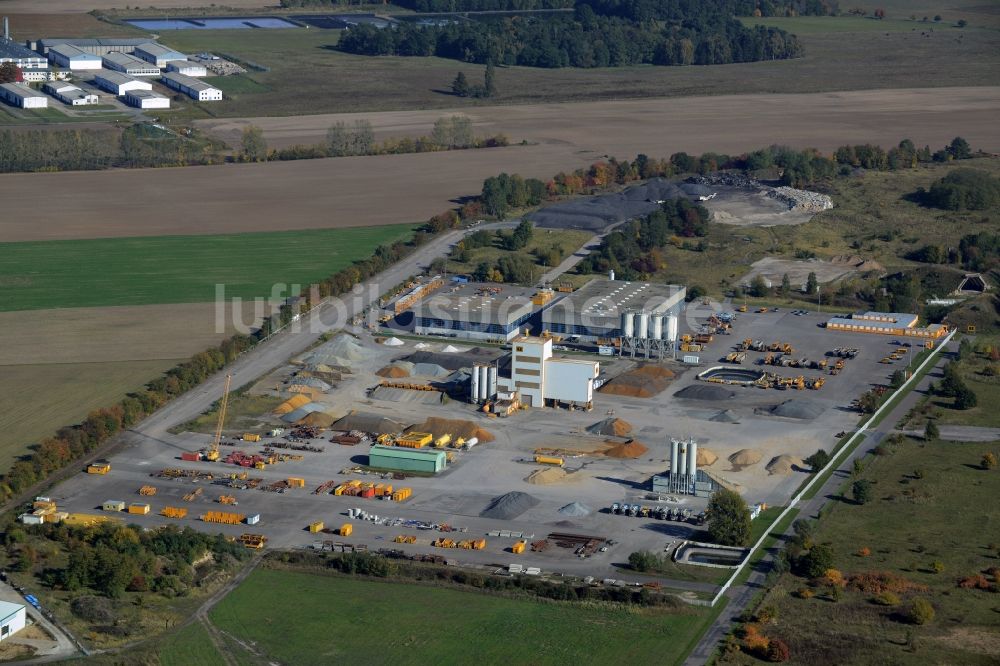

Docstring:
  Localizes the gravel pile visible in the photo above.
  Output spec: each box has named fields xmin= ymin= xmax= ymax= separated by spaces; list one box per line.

xmin=587 ymin=417 xmax=633 ymax=437
xmin=674 ymin=385 xmax=735 ymax=401
xmin=558 ymin=502 xmax=593 ymax=517
xmin=296 ymin=334 xmax=372 ymax=367
xmin=766 ymin=454 xmax=804 ymax=475
xmin=709 ymin=409 xmax=740 ymax=423
xmin=767 ymin=399 xmax=824 ymax=420
xmin=767 ymin=186 xmax=834 ymax=212
xmin=480 ymin=492 xmax=539 ymax=520
xmin=729 ymin=448 xmax=763 ymax=468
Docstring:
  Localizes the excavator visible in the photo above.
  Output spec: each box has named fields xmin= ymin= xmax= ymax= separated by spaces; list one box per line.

xmin=204 ymin=373 xmax=232 ymax=462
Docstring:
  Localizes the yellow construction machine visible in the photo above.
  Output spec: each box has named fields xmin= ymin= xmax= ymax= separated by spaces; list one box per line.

xmin=205 ymin=374 xmax=232 ymax=463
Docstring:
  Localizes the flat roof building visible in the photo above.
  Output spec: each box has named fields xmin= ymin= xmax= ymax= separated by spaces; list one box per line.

xmin=0 ymin=601 xmax=26 ymax=643
xmin=0 ymin=82 xmax=47 ymax=108
xmin=1 ymin=37 xmax=48 ymax=80
xmin=124 ymin=89 xmax=169 ymax=109
xmin=541 ymin=278 xmax=686 ymax=342
xmin=93 ymin=69 xmax=152 ymax=95
xmin=825 ymin=311 xmax=948 ymax=339
xmin=160 ymin=71 xmax=221 ymax=101
xmin=412 ymin=283 xmax=547 ymax=342
xmin=134 ymin=42 xmax=186 ymax=67
xmin=495 ymin=336 xmax=599 ymax=408
xmin=102 ymin=52 xmax=160 ymax=77
xmin=43 ymin=81 xmax=98 ymax=105
xmin=368 ymin=445 xmax=446 ymax=474
xmin=47 ymin=43 xmax=102 ymax=70
xmin=35 ymin=38 xmax=151 ymax=56
xmin=165 ymin=59 xmax=207 ymax=77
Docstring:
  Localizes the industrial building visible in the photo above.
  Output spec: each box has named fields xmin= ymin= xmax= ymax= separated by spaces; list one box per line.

xmin=166 ymin=60 xmax=208 ymax=77
xmin=102 ymin=52 xmax=160 ymax=77
xmin=0 ymin=82 xmax=47 ymax=108
xmin=46 ymin=43 xmax=102 ymax=70
xmin=93 ymin=69 xmax=151 ymax=96
xmin=413 ymin=283 xmax=552 ymax=342
xmin=34 ymin=37 xmax=151 ymax=56
xmin=492 ymin=336 xmax=600 ymax=409
xmin=0 ymin=36 xmax=49 ymax=80
xmin=825 ymin=311 xmax=948 ymax=339
xmin=161 ymin=71 xmax=222 ymax=101
xmin=0 ymin=601 xmax=26 ymax=643
xmin=368 ymin=445 xmax=447 ymax=473
xmin=42 ymin=81 xmax=98 ymax=105
xmin=541 ymin=277 xmax=686 ymax=357
xmin=133 ymin=42 xmax=186 ymax=67
xmin=124 ymin=89 xmax=169 ymax=109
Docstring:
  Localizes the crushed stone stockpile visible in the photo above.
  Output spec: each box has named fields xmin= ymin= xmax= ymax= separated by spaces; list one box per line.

xmin=729 ymin=448 xmax=763 ymax=468
xmin=526 ymin=467 xmax=575 ymax=485
xmin=404 ymin=348 xmax=501 ymax=372
xmin=603 ymin=439 xmax=648 ymax=459
xmin=599 ymin=365 xmax=674 ymax=398
xmin=299 ymin=411 xmax=336 ymax=428
xmin=709 ymin=409 xmax=740 ymax=423
xmin=382 ymin=336 xmax=405 ymax=346
xmin=764 ymin=399 xmax=824 ymax=420
xmin=558 ymin=502 xmax=593 ymax=517
xmin=332 ymin=411 xmax=407 ymax=434
xmin=480 ymin=491 xmax=539 ymax=520
xmin=766 ymin=454 xmax=804 ymax=475
xmin=697 ymin=447 xmax=719 ymax=466
xmin=295 ymin=334 xmax=373 ymax=368
xmin=586 ymin=417 xmax=633 ymax=437
xmin=407 ymin=417 xmax=494 ymax=443
xmin=767 ymin=186 xmax=834 ymax=212
xmin=674 ymin=384 xmax=735 ymax=401
xmin=376 ymin=364 xmax=411 ymax=379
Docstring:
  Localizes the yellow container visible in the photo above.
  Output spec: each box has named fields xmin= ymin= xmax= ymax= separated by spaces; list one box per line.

xmin=202 ymin=511 xmax=245 ymax=525
xmin=534 ymin=455 xmax=564 ymax=466
xmin=161 ymin=506 xmax=188 ymax=519
xmin=87 ymin=462 xmax=111 ymax=475
xmin=396 ymin=432 xmax=432 ymax=448
xmin=512 ymin=540 xmax=526 ymax=554
xmin=392 ymin=488 xmax=412 ymax=502
xmin=309 ymin=521 xmax=324 ymax=533
xmin=434 ymin=434 xmax=452 ymax=448
xmin=339 ymin=523 xmax=353 ymax=537
xmin=243 ymin=433 xmax=261 ymax=442
xmin=287 ymin=477 xmax=306 ymax=488
xmin=127 ymin=503 xmax=150 ymax=515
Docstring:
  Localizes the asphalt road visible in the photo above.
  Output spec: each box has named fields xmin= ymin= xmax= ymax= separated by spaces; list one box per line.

xmin=682 ymin=343 xmax=955 ymax=665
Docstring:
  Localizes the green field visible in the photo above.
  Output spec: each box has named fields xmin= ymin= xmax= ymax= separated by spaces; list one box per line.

xmin=208 ymin=568 xmax=708 ymax=665
xmin=157 ymin=622 xmax=229 ymax=666
xmin=740 ymin=15 xmax=962 ymax=33
xmin=0 ymin=225 xmax=415 ymax=312
xmin=719 ymin=434 xmax=1000 ymax=664
xmin=0 ymin=359 xmax=181 ymax=468
xmin=445 ymin=228 xmax=593 ymax=281
xmin=150 ymin=22 xmax=1000 ymax=118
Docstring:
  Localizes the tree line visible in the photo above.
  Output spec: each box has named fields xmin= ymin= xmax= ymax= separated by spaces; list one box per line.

xmin=338 ymin=8 xmax=802 ymax=68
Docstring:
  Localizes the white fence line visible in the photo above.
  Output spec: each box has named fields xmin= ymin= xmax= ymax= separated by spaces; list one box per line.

xmin=707 ymin=329 xmax=955 ymax=607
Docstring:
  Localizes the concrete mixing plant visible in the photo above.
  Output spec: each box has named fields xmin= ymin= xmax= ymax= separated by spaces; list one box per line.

xmin=651 ymin=438 xmax=719 ymax=497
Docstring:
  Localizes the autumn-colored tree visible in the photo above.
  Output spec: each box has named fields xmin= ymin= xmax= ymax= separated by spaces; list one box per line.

xmin=982 ymin=452 xmax=997 ymax=470
xmin=0 ymin=62 xmax=22 ymax=83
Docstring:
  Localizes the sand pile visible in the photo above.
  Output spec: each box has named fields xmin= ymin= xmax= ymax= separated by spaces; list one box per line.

xmin=274 ymin=394 xmax=311 ymax=415
xmin=600 ymin=365 xmax=675 ymax=398
xmin=674 ymin=385 xmax=735 ymax=401
xmin=766 ymin=399 xmax=824 ymax=420
xmin=332 ymin=412 xmax=406 ymax=434
xmin=587 ymin=417 xmax=633 ymax=437
xmin=408 ymin=417 xmax=494 ymax=443
xmin=296 ymin=334 xmax=372 ymax=367
xmin=709 ymin=409 xmax=740 ymax=423
xmin=603 ymin=439 xmax=648 ymax=459
xmin=558 ymin=502 xmax=592 ymax=517
xmin=526 ymin=467 xmax=575 ymax=485
xmin=299 ymin=411 xmax=335 ymax=428
xmin=480 ymin=492 xmax=539 ymax=520
xmin=729 ymin=448 xmax=763 ymax=469
xmin=766 ymin=454 xmax=804 ymax=475
xmin=697 ymin=447 xmax=719 ymax=466
xmin=377 ymin=365 xmax=410 ymax=379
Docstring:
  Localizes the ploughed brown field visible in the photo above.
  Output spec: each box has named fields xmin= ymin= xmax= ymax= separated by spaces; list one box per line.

xmin=2 ymin=87 xmax=998 ymax=242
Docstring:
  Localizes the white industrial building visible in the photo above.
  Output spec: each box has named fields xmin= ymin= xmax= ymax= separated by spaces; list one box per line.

xmin=493 ymin=336 xmax=600 ymax=409
xmin=102 ymin=52 xmax=160 ymax=77
xmin=134 ymin=42 xmax=186 ymax=68
xmin=35 ymin=38 xmax=150 ymax=56
xmin=542 ymin=277 xmax=686 ymax=358
xmin=165 ymin=60 xmax=207 ymax=77
xmin=47 ymin=43 xmax=102 ymax=70
xmin=0 ymin=36 xmax=49 ymax=80
xmin=0 ymin=82 xmax=47 ymax=108
xmin=42 ymin=81 xmax=98 ymax=105
xmin=0 ymin=601 xmax=26 ymax=643
xmin=93 ymin=69 xmax=151 ymax=95
xmin=124 ymin=89 xmax=169 ymax=109
xmin=161 ymin=71 xmax=221 ymax=101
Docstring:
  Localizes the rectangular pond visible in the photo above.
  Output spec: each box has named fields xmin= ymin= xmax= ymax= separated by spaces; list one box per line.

xmin=126 ymin=17 xmax=300 ymax=30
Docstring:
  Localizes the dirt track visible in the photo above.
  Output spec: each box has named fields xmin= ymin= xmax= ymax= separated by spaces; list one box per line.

xmin=2 ymin=87 xmax=998 ymax=242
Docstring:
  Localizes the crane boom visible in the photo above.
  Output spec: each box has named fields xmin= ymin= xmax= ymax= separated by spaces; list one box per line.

xmin=206 ymin=373 xmax=232 ymax=462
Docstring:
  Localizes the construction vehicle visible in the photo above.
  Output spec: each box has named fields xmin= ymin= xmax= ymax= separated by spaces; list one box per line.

xmin=183 ymin=487 xmax=203 ymax=502
xmin=394 ymin=534 xmax=417 ymax=544
xmin=186 ymin=373 xmax=231 ymax=463
xmin=433 ymin=434 xmax=452 ymax=448
xmin=724 ymin=351 xmax=747 ymax=364
xmin=87 ymin=461 xmax=111 ymax=475
xmin=738 ymin=303 xmax=748 ymax=313
xmin=756 ymin=307 xmax=769 ymax=313
xmin=512 ymin=540 xmax=527 ymax=554
xmin=239 ymin=533 xmax=267 ymax=550
xmin=138 ymin=485 xmax=157 ymax=496
xmin=808 ymin=377 xmax=825 ymax=390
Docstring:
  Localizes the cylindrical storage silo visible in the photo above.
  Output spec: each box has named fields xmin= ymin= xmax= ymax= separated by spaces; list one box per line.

xmin=688 ymin=441 xmax=698 ymax=477
xmin=621 ymin=311 xmax=634 ymax=338
xmin=652 ymin=314 xmax=663 ymax=341
xmin=666 ymin=314 xmax=679 ymax=342
xmin=470 ymin=366 xmax=481 ymax=403
xmin=678 ymin=441 xmax=687 ymax=479
xmin=670 ymin=439 xmax=679 ymax=474
xmin=479 ymin=365 xmax=490 ymax=400
xmin=636 ymin=312 xmax=649 ymax=339
xmin=488 ymin=365 xmax=498 ymax=399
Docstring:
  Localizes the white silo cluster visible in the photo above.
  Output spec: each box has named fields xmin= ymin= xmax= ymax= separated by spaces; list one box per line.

xmin=469 ymin=363 xmax=497 ymax=403
xmin=620 ymin=310 xmax=679 ymax=342
xmin=665 ymin=437 xmax=698 ymax=495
